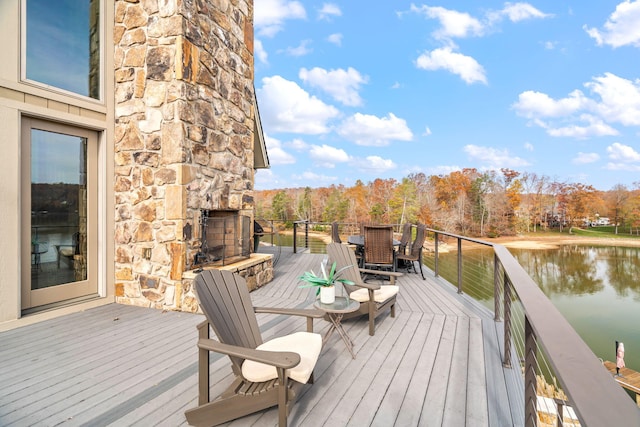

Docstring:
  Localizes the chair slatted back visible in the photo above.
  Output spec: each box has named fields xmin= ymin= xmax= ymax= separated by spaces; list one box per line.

xmin=363 ymin=225 xmax=394 ymax=266
xmin=331 ymin=221 xmax=342 ymax=243
xmin=398 ymin=223 xmax=412 ymax=255
xmin=195 ymin=269 xmax=263 ymax=371
xmin=326 ymin=243 xmax=365 ymax=295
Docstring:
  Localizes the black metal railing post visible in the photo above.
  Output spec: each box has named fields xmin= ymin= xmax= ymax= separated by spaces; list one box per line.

xmin=305 ymin=221 xmax=309 ymax=249
xmin=293 ymin=222 xmax=298 ymax=254
xmin=524 ymin=316 xmax=538 ymax=427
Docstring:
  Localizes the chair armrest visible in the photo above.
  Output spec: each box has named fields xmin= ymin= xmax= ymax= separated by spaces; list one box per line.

xmin=359 ymin=268 xmax=403 ymax=285
xmin=254 ymin=307 xmax=325 ymax=318
xmin=197 ymin=338 xmax=301 ymax=369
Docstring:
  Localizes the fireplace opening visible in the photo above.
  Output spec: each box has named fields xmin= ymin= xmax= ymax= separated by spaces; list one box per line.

xmin=196 ymin=210 xmax=250 ymax=266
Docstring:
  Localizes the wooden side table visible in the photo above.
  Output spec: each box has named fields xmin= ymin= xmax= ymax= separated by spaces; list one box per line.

xmin=314 ymin=296 xmax=360 ymax=359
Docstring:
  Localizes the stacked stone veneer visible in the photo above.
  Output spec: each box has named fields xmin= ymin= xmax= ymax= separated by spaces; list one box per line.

xmin=113 ymin=0 xmax=270 ymax=312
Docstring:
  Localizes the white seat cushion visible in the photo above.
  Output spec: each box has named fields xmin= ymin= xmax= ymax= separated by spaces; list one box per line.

xmin=59 ymin=248 xmax=74 ymax=257
xmin=349 ymin=285 xmax=399 ymax=303
xmin=241 ymin=331 xmax=321 ymax=384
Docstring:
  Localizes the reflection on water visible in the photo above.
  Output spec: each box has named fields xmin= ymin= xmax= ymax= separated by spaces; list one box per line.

xmin=426 ymin=244 xmax=640 ymax=374
xmin=511 ymin=245 xmax=640 ymax=299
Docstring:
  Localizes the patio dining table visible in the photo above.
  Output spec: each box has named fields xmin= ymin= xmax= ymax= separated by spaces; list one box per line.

xmin=347 ymin=235 xmax=401 ymax=247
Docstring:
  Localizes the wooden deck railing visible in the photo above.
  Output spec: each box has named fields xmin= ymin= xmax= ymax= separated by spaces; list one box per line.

xmin=428 ymin=228 xmax=640 ymax=427
xmin=286 ymin=221 xmax=640 ymax=426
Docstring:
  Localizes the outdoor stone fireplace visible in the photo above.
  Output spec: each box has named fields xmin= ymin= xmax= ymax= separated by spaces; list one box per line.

xmin=196 ymin=210 xmax=250 ymax=266
xmin=112 ymin=0 xmax=272 ymax=313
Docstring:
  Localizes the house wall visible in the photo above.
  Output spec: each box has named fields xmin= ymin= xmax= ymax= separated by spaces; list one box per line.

xmin=113 ymin=0 xmax=259 ymax=310
xmin=0 ymin=0 xmax=263 ymax=326
xmin=0 ymin=0 xmax=116 ymax=324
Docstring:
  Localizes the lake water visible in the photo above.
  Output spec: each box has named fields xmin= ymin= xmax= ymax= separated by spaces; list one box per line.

xmin=427 ymin=245 xmax=640 ymax=374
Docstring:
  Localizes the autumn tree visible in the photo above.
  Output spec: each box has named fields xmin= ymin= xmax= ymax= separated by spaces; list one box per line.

xmin=607 ymin=184 xmax=629 ymax=234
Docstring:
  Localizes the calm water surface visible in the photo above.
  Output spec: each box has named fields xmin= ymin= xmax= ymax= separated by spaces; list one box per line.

xmin=429 ymin=245 xmax=640 ymax=373
xmin=512 ymin=245 xmax=640 ymax=372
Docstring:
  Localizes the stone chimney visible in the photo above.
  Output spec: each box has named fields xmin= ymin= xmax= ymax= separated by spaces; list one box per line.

xmin=113 ymin=0 xmax=257 ymax=310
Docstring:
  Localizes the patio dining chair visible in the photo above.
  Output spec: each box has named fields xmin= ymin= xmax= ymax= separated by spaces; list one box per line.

xmin=185 ymin=269 xmax=324 ymax=427
xmin=363 ymin=224 xmax=396 ymax=272
xmin=397 ymin=224 xmax=426 ymax=280
xmin=326 ymin=243 xmax=402 ymax=336
xmin=398 ymin=222 xmax=413 ymax=256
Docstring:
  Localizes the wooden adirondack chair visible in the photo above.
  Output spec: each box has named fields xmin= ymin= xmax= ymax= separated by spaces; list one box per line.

xmin=326 ymin=243 xmax=402 ymax=336
xmin=397 ymin=224 xmax=427 ymax=280
xmin=185 ymin=269 xmax=325 ymax=427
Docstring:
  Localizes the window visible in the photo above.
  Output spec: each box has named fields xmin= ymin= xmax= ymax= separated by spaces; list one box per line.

xmin=24 ymin=0 xmax=101 ymax=99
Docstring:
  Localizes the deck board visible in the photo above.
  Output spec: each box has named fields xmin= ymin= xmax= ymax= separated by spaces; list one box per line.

xmin=0 ymin=247 xmax=522 ymax=426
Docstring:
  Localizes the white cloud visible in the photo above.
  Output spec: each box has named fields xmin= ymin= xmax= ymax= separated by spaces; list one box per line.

xmin=415 ymin=47 xmax=487 ymax=84
xmin=258 ymin=76 xmax=340 ymax=134
xmin=464 ymin=144 xmax=530 ymax=167
xmin=423 ymin=127 xmax=432 ymax=136
xmin=292 ymin=171 xmax=338 ymax=183
xmin=255 ymin=169 xmax=282 ymax=190
xmin=299 ymin=67 xmax=368 ymax=106
xmin=327 ymin=33 xmax=343 ymax=46
xmin=524 ymin=142 xmax=534 ymax=151
xmin=585 ymin=73 xmax=640 ymax=126
xmin=513 ymin=73 xmax=640 ymax=137
xmin=607 ymin=142 xmax=640 ymax=162
xmin=513 ymin=90 xmax=590 ymax=118
xmin=491 ymin=2 xmax=552 ymax=23
xmin=337 ymin=113 xmax=413 ymax=146
xmin=605 ymin=163 xmax=640 ymax=171
xmin=255 ymin=0 xmax=306 ymax=37
xmin=584 ymin=0 xmax=640 ymax=48
xmin=264 ymin=135 xmax=296 ymax=165
xmin=351 ymin=156 xmax=397 ymax=173
xmin=254 ymin=39 xmax=268 ymax=64
xmin=546 ymin=115 xmax=619 ymax=138
xmin=309 ymin=144 xmax=350 ymax=168
xmin=428 ymin=165 xmax=462 ymax=176
xmin=410 ymin=4 xmax=484 ymax=40
xmin=287 ymin=138 xmax=309 ymax=151
xmin=573 ymin=152 xmax=600 ymax=164
xmin=318 ymin=3 xmax=341 ymax=20
xmin=285 ymin=40 xmax=313 ymax=56
xmin=410 ymin=3 xmax=549 ymax=40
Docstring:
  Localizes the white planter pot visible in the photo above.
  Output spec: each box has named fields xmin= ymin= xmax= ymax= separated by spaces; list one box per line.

xmin=320 ymin=285 xmax=335 ymax=304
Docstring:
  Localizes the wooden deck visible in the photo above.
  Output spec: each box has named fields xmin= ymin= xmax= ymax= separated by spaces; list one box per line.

xmin=0 ymin=248 xmax=523 ymax=426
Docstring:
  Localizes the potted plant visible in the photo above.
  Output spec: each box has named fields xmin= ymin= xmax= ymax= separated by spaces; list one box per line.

xmin=298 ymin=259 xmax=354 ymax=304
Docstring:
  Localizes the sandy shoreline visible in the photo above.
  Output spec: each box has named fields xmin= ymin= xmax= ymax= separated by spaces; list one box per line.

xmin=482 ymin=234 xmax=640 ymax=250
xmin=282 ymin=228 xmax=640 ymax=251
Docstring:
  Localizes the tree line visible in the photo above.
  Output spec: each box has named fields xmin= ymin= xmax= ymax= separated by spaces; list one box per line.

xmin=255 ymin=168 xmax=640 ymax=237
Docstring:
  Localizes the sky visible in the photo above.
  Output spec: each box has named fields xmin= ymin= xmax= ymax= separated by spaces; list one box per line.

xmin=253 ymin=0 xmax=640 ymax=192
